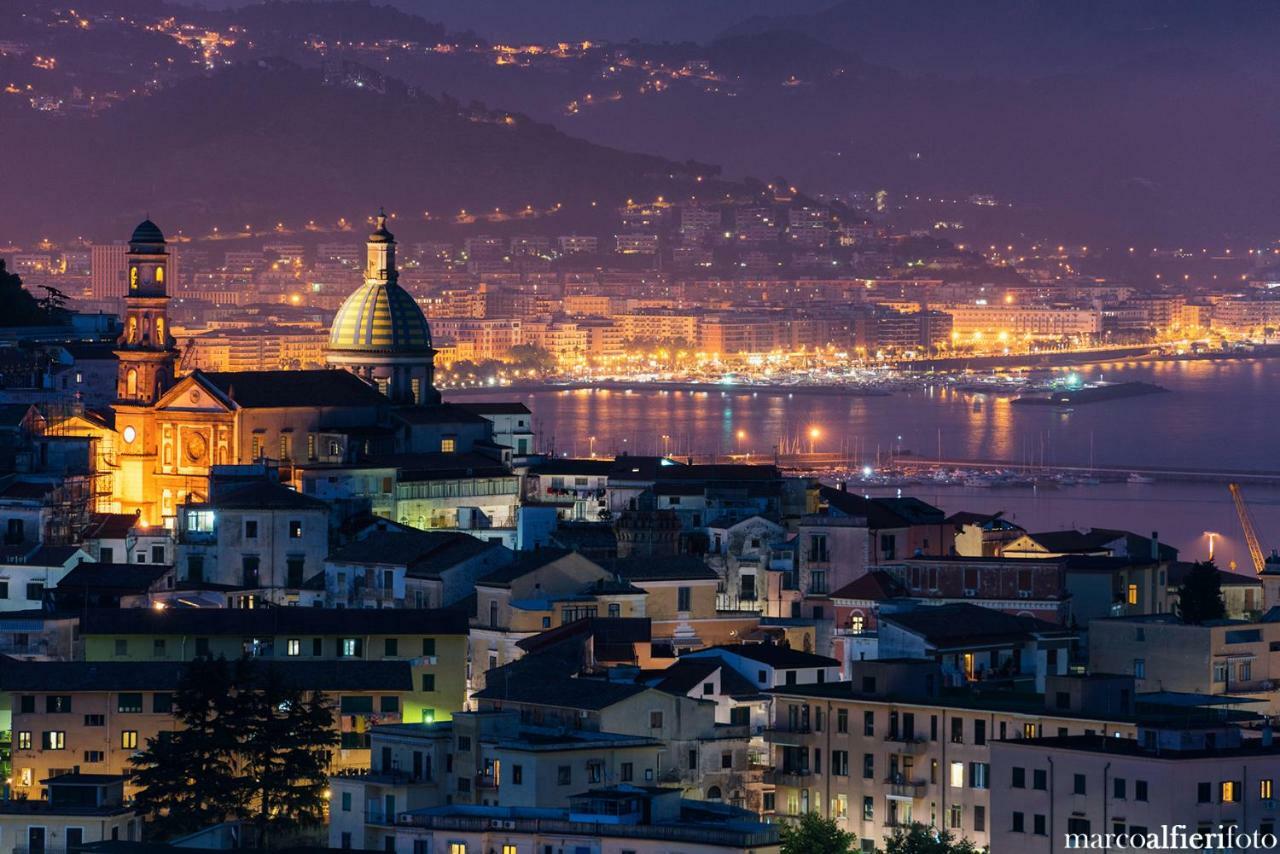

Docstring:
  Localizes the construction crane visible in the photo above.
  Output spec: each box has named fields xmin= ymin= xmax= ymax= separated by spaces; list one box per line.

xmin=1229 ymin=482 xmax=1268 ymax=574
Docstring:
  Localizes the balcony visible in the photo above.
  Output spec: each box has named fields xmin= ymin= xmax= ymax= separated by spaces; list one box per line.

xmin=764 ymin=726 xmax=812 ymax=746
xmin=885 ymin=776 xmax=928 ymax=799
xmin=476 ymin=773 xmax=499 ymax=790
xmin=883 ymin=733 xmax=929 ymax=755
xmin=765 ymin=768 xmax=813 ymax=788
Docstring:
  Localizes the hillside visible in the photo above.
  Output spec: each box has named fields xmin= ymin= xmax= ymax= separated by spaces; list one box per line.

xmin=3 ymin=62 xmax=725 ymax=242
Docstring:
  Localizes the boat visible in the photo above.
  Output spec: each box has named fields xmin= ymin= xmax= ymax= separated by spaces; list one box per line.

xmin=1127 ymin=473 xmax=1156 ymax=484
xmin=964 ymin=476 xmax=995 ymax=488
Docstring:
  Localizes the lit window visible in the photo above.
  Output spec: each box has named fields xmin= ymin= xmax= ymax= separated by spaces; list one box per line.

xmin=1127 ymin=584 xmax=1138 ymax=606
xmin=950 ymin=761 xmax=965 ymax=788
xmin=1222 ymin=781 xmax=1239 ymax=803
xmin=287 ymin=639 xmax=301 ymax=657
xmin=441 ymin=437 xmax=456 ymax=453
xmin=1261 ymin=779 xmax=1273 ymax=800
xmin=122 ymin=730 xmax=138 ymax=749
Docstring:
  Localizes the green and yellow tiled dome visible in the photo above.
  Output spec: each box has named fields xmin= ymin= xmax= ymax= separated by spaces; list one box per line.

xmin=329 ymin=281 xmax=433 ymax=353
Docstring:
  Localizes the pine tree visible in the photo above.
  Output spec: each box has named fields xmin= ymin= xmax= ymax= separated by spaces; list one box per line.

xmin=236 ymin=659 xmax=338 ymax=844
xmin=131 ymin=656 xmax=245 ymax=838
xmin=1177 ymin=560 xmax=1227 ymax=625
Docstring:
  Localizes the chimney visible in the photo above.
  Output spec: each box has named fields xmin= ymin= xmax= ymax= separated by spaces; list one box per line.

xmin=1150 ymin=531 xmax=1159 ymax=561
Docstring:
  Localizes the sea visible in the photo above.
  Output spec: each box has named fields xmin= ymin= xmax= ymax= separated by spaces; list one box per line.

xmin=451 ymin=357 xmax=1280 ymax=572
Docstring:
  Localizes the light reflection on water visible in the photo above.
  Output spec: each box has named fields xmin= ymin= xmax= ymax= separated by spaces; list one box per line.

xmin=455 ymin=358 xmax=1280 ymax=570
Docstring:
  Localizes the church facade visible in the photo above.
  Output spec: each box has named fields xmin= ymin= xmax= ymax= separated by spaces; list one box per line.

xmin=66 ymin=214 xmax=507 ymax=528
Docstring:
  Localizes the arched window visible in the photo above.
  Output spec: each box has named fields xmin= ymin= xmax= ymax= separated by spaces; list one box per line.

xmin=154 ymin=266 xmax=164 ymax=284
xmin=706 ymin=786 xmax=722 ymax=801
xmin=126 ymin=368 xmax=138 ymax=397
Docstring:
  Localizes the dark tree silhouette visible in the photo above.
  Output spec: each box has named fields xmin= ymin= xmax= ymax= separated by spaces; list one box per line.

xmin=780 ymin=812 xmax=858 ymax=854
xmin=884 ymin=823 xmax=985 ymax=853
xmin=1177 ymin=560 xmax=1227 ymax=624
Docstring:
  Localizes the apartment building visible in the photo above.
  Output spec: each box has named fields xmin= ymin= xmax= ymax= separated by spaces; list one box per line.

xmin=765 ymin=660 xmax=1139 ymax=851
xmin=990 ymin=722 xmax=1280 ymax=852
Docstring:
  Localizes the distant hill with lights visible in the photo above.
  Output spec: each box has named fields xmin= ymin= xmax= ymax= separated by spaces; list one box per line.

xmin=0 ymin=61 xmax=734 ymax=242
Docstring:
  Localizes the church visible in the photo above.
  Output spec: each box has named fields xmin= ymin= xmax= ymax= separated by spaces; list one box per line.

xmin=67 ymin=214 xmax=511 ymax=528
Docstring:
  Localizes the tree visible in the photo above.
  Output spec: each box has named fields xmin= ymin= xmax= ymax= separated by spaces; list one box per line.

xmin=131 ymin=656 xmax=244 ymax=838
xmin=883 ymin=823 xmax=985 ymax=854
xmin=0 ymin=260 xmax=56 ymax=327
xmin=508 ymin=343 xmax=556 ymax=373
xmin=132 ymin=656 xmax=338 ymax=841
xmin=1177 ymin=560 xmax=1226 ymax=624
xmin=779 ymin=812 xmax=857 ymax=854
xmin=236 ymin=659 xmax=337 ymax=843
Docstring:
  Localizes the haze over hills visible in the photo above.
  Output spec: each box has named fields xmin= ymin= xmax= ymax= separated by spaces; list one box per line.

xmin=0 ymin=62 xmax=733 ymax=243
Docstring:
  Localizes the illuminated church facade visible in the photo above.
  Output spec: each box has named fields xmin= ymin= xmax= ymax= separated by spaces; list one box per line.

xmin=71 ymin=215 xmax=503 ymax=527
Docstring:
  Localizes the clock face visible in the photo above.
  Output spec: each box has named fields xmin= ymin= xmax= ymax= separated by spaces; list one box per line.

xmin=184 ymin=431 xmax=208 ymax=463
xmin=122 ymin=426 xmax=137 ymax=444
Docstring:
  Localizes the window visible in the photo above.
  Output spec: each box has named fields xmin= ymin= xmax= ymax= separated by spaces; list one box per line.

xmin=1198 ymin=782 xmax=1211 ymax=803
xmin=721 ymin=751 xmax=732 ymax=769
xmin=677 ymin=586 xmax=692 ymax=611
xmin=1221 ymin=781 xmax=1240 ymax=803
xmin=287 ymin=557 xmax=305 ymax=588
xmin=245 ymin=519 xmax=258 ymax=539
xmin=620 ymin=762 xmax=632 ymax=782
xmin=422 ymin=674 xmax=435 ymax=692
xmin=951 ymin=717 xmax=963 ymax=743
xmin=287 ymin=638 xmax=301 ymax=656
xmin=121 ymin=730 xmax=138 ymax=750
xmin=864 ymin=711 xmax=875 ymax=736
xmin=1262 ymin=779 xmax=1274 ymax=800
xmin=862 ymin=796 xmax=874 ymax=821
xmin=688 ymin=749 xmax=698 ymax=770
xmin=440 ymin=437 xmax=456 ymax=453
xmin=380 ymin=696 xmax=399 ymax=713
xmin=1073 ymin=773 xmax=1086 ymax=795
xmin=84 ymin=714 xmax=104 ymax=727
xmin=16 ymin=731 xmax=30 ymax=749
xmin=1034 ymin=815 xmax=1048 ymax=836
xmin=950 ymin=761 xmax=965 ymax=788
xmin=1135 ymin=779 xmax=1148 ymax=801
xmin=974 ymin=805 xmax=985 ymax=833
xmin=47 ymin=695 xmax=72 ymax=713
xmin=969 ymin=762 xmax=989 ymax=789
xmin=118 ymin=693 xmax=143 ymax=713
xmin=151 ymin=544 xmax=165 ymax=563
xmin=862 ymin=753 xmax=874 ymax=780
xmin=832 ymin=750 xmax=848 ymax=776
xmin=511 ymin=764 xmax=523 ymax=784
xmin=289 ymin=520 xmax=303 ymax=539
xmin=1033 ymin=768 xmax=1047 ymax=790
xmin=422 ymin=638 xmax=436 ymax=657
xmin=1013 ymin=811 xmax=1025 ymax=833
xmin=650 ymin=711 xmax=664 ymax=729
xmin=1214 ymin=662 xmax=1228 ymax=682
xmin=948 ymin=805 xmax=963 ymax=830
xmin=25 ymin=581 xmax=46 ymax=600
xmin=1134 ymin=658 xmax=1146 ymax=679
xmin=974 ymin=719 xmax=986 ymax=745
xmin=113 ymin=638 xmax=128 ymax=657
xmin=154 ymin=693 xmax=173 ymax=714
xmin=1012 ymin=767 xmax=1026 ymax=788
xmin=1114 ymin=777 xmax=1126 ymax=799
xmin=1127 ymin=583 xmax=1138 ymax=605
xmin=84 ymin=750 xmax=104 ymax=763
xmin=385 ymin=638 xmax=399 ymax=657
xmin=42 ymin=731 xmax=65 ymax=750
xmin=837 ymin=709 xmax=848 ymax=733
xmin=341 ymin=792 xmax=352 ymax=812
xmin=340 ymin=638 xmax=362 ymax=657
xmin=153 ymin=639 xmax=166 ymax=658
xmin=557 ymin=765 xmax=571 ymax=785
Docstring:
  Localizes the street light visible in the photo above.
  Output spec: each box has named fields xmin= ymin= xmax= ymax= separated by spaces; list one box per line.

xmin=661 ymin=434 xmax=671 ymax=456
xmin=809 ymin=426 xmax=821 ymax=454
xmin=1203 ymin=530 xmax=1221 ymax=562
xmin=736 ymin=429 xmax=746 ymax=453
xmin=589 ymin=436 xmax=596 ymax=458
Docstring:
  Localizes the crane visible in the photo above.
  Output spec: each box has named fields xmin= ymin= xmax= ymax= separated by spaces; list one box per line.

xmin=1229 ymin=482 xmax=1268 ymax=575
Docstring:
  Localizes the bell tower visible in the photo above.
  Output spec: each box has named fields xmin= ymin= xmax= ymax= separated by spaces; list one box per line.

xmin=112 ymin=218 xmax=178 ymax=522
xmin=115 ymin=219 xmax=177 ymax=404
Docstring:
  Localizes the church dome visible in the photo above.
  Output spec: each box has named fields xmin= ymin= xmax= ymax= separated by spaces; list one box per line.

xmin=130 ymin=219 xmax=165 ymax=246
xmin=329 ymin=281 xmax=433 ymax=353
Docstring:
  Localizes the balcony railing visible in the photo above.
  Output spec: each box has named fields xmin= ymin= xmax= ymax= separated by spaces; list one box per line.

xmin=885 ymin=777 xmax=928 ymax=799
xmin=765 ymin=768 xmax=814 ymax=787
xmin=884 ymin=733 xmax=929 ymax=754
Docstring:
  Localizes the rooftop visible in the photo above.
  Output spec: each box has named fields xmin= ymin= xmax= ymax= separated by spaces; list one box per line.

xmin=195 ymin=369 xmax=389 ymax=409
xmin=79 ymin=607 xmax=468 ymax=636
